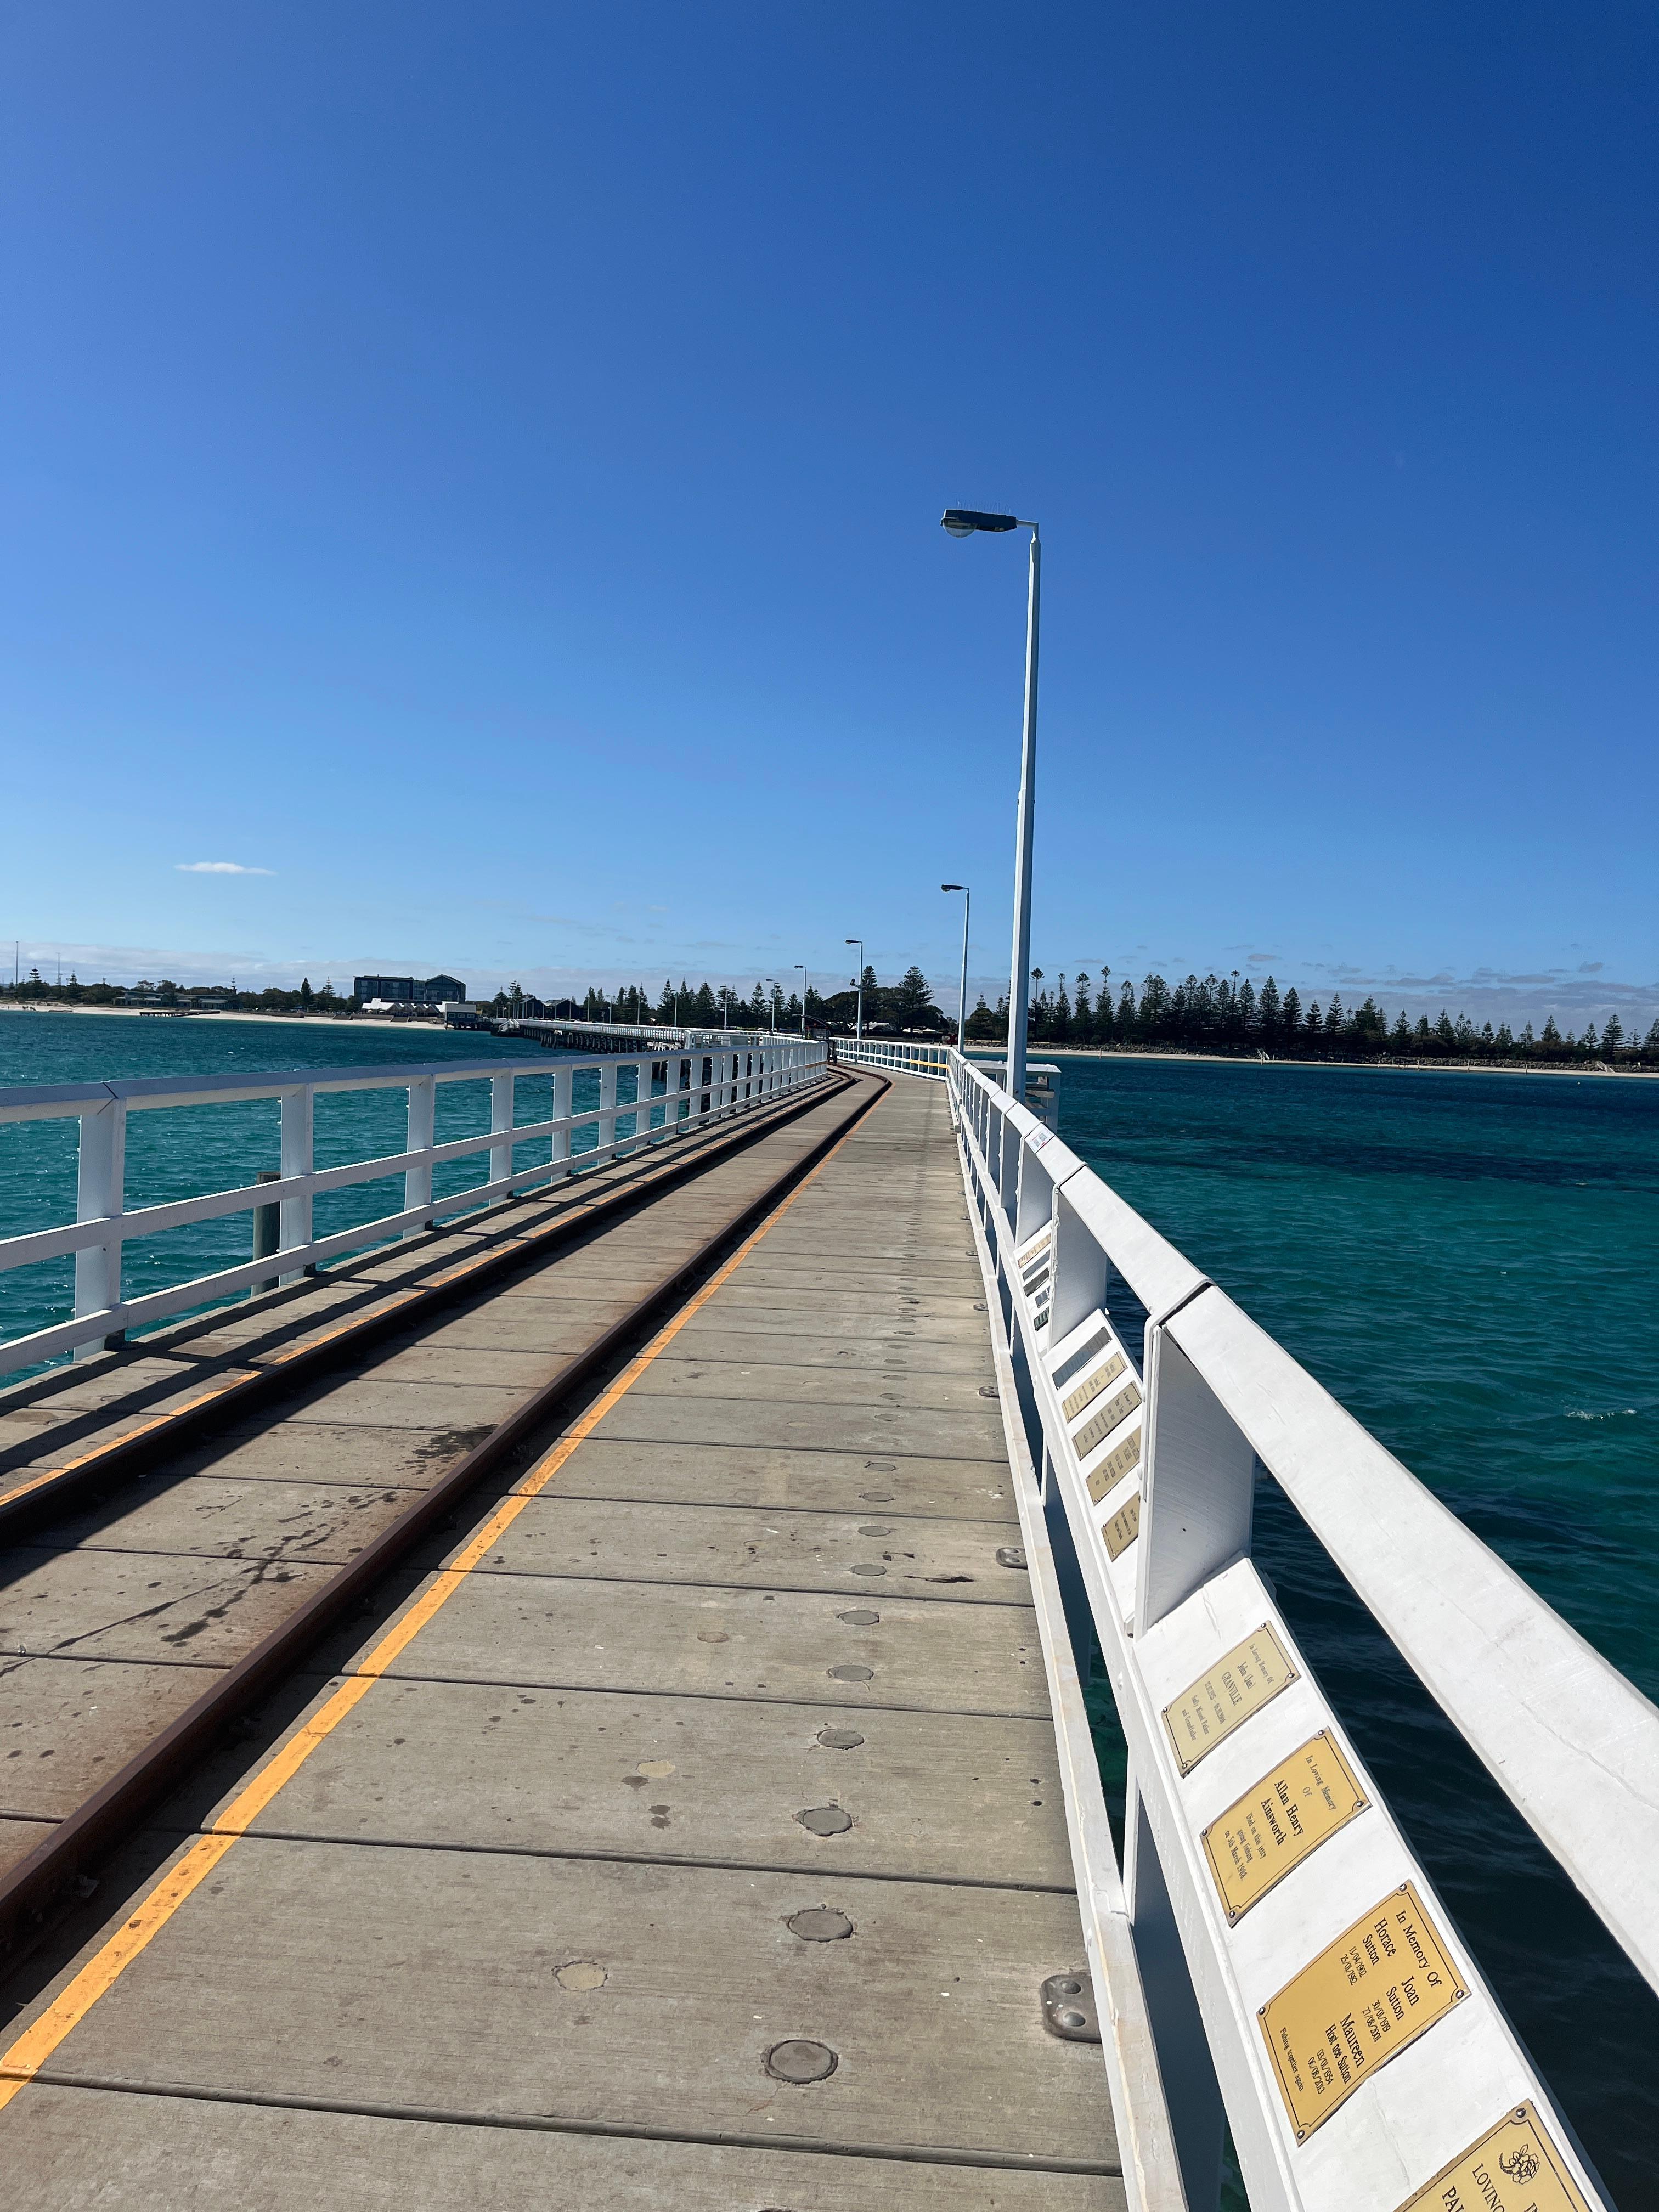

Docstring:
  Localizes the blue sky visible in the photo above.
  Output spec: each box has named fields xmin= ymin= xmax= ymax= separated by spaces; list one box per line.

xmin=3 ymin=3 xmax=1654 ymax=1028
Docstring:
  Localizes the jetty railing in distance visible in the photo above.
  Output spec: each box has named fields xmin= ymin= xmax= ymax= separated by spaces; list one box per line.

xmin=0 ymin=1037 xmax=828 ymax=1376
xmin=844 ymin=1036 xmax=1651 ymax=2212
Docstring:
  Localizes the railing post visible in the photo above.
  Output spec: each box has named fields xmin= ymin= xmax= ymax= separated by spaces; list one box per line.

xmin=597 ymin=1059 xmax=617 ymax=1160
xmin=490 ymin=1073 xmax=515 ymax=1198
xmin=253 ymin=1169 xmax=281 ymax=1289
xmin=279 ymin=1086 xmax=315 ymax=1279
xmin=73 ymin=1096 xmax=126 ymax=1354
xmin=549 ymin=1064 xmax=573 ymax=1177
xmin=1123 ymin=1769 xmax=1226 ymax=2211
xmin=404 ymin=1075 xmax=435 ymax=1233
xmin=1135 ymin=1313 xmax=1255 ymax=1635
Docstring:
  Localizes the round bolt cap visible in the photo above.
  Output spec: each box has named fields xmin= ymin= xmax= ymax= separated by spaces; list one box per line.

xmin=837 ymin=1609 xmax=879 ymax=1626
xmin=765 ymin=2038 xmax=838 ymax=2084
xmin=857 ymin=1523 xmax=893 ymax=1536
xmin=859 ymin=1490 xmax=894 ymax=1503
xmin=979 ymin=1384 xmax=1000 ymax=1399
xmin=849 ymin=1563 xmax=886 ymax=1577
xmin=995 ymin=1545 xmax=1027 ymax=1570
xmin=816 ymin=1726 xmax=865 ymax=1750
xmin=827 ymin=1663 xmax=873 ymax=1681
xmin=796 ymin=1805 xmax=854 ymax=1836
xmin=787 ymin=1908 xmax=855 ymax=1942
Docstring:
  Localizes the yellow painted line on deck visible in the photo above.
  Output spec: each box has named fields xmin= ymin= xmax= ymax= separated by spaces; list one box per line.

xmin=0 ymin=1374 xmax=262 ymax=1515
xmin=0 ymin=1079 xmax=881 ymax=2110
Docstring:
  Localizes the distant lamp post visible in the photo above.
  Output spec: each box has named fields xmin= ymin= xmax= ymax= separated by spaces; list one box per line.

xmin=764 ymin=978 xmax=778 ymax=1034
xmin=844 ymin=938 xmax=864 ymax=1045
xmin=794 ymin=963 xmax=807 ymax=1036
xmin=941 ymin=884 xmax=970 ymax=1053
xmin=941 ymin=507 xmax=1040 ymax=1102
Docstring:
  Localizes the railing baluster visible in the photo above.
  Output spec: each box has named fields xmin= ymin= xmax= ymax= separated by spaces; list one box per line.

xmin=72 ymin=1096 xmax=126 ymax=1354
xmin=279 ymin=1086 xmax=315 ymax=1280
xmin=489 ymin=1073 xmax=515 ymax=1198
xmin=404 ymin=1075 xmax=435 ymax=1233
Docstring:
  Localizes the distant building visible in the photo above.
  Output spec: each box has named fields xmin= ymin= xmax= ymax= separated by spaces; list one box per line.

xmin=353 ymin=974 xmax=465 ymax=1006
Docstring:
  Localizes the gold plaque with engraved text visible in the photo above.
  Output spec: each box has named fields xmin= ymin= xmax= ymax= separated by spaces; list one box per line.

xmin=1161 ymin=1623 xmax=1297 ymax=1774
xmin=1201 ymin=1731 xmax=1368 ymax=1923
xmin=1063 ymin=1351 xmax=1127 ymax=1423
xmin=1074 ymin=1380 xmax=1142 ymax=1459
xmin=1258 ymin=1883 xmax=1466 ymax=2140
xmin=1086 ymin=1425 xmax=1140 ymax=1503
xmin=1103 ymin=1491 xmax=1141 ymax=1560
xmin=1394 ymin=2103 xmax=1591 ymax=2212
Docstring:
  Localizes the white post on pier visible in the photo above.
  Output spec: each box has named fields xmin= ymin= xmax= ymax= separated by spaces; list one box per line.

xmin=73 ymin=1096 xmax=126 ymax=1354
xmin=489 ymin=1073 xmax=515 ymax=1199
xmin=404 ymin=1075 xmax=435 ymax=1232
xmin=279 ymin=1086 xmax=315 ymax=1280
xmin=597 ymin=1059 xmax=618 ymax=1162
xmin=549 ymin=1063 xmax=573 ymax=1178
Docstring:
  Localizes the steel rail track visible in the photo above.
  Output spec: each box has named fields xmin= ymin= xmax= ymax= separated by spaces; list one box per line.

xmin=0 ymin=1066 xmax=888 ymax=1952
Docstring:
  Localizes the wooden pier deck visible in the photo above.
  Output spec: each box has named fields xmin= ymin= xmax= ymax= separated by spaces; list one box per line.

xmin=1 ymin=1075 xmax=1123 ymax=2207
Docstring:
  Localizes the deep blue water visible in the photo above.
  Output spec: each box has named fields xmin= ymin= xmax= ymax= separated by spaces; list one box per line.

xmin=3 ymin=1020 xmax=1656 ymax=2197
xmin=1053 ymin=1053 xmax=1659 ymax=2208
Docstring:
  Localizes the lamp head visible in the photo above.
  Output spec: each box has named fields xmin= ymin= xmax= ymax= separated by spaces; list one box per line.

xmin=941 ymin=883 xmax=963 ymax=893
xmin=941 ymin=508 xmax=1019 ymax=537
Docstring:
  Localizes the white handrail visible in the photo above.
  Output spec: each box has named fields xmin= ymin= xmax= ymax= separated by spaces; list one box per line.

xmin=0 ymin=1040 xmax=830 ymax=1375
xmin=877 ymin=1045 xmax=1632 ymax=2212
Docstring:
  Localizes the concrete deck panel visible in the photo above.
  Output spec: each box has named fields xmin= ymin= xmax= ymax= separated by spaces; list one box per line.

xmin=547 ymin=1438 xmax=1016 ymax=1521
xmin=357 ymin=1572 xmax=1053 ymax=1717
xmin=472 ymin=1496 xmax=1027 ymax=1604
xmin=7 ymin=2084 xmax=1121 ymax=2209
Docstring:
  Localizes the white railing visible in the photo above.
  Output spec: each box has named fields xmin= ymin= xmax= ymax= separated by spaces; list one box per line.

xmin=882 ymin=1046 xmax=1646 ymax=2212
xmin=0 ymin=1039 xmax=829 ymax=1376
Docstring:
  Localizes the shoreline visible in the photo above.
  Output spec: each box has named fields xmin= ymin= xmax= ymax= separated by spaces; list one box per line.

xmin=0 ymin=1003 xmax=454 ymax=1037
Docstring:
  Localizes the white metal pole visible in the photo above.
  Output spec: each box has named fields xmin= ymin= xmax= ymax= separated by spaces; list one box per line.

xmin=1007 ymin=526 xmax=1040 ymax=1103
xmin=795 ymin=963 xmax=806 ymax=1036
xmin=846 ymin=939 xmax=863 ymax=1046
xmin=958 ymin=886 xmax=971 ymax=1053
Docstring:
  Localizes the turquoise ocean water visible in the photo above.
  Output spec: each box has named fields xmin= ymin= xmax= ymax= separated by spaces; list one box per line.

xmin=3 ymin=1018 xmax=1656 ymax=2197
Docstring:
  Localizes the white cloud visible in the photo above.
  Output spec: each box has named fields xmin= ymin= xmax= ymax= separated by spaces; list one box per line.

xmin=174 ymin=861 xmax=275 ymax=876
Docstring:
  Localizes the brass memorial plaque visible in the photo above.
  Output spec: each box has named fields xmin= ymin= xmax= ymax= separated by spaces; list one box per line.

xmin=1062 ymin=1350 xmax=1127 ymax=1423
xmin=1394 ymin=2103 xmax=1592 ymax=2212
xmin=1161 ymin=1624 xmax=1296 ymax=1774
xmin=1258 ymin=1883 xmax=1467 ymax=2141
xmin=1073 ymin=1380 xmax=1142 ymax=1459
xmin=1086 ymin=1426 xmax=1141 ymax=1503
xmin=1103 ymin=1491 xmax=1141 ymax=1560
xmin=1201 ymin=1731 xmax=1368 ymax=1923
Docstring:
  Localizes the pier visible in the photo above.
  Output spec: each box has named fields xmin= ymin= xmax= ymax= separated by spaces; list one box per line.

xmin=0 ymin=1040 xmax=1653 ymax=2209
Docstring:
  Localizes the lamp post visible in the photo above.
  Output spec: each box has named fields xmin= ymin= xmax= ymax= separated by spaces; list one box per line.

xmin=844 ymin=939 xmax=864 ymax=1045
xmin=941 ymin=884 xmax=970 ymax=1053
xmin=941 ymin=507 xmax=1040 ymax=1103
xmin=764 ymin=978 xmax=778 ymax=1034
xmin=794 ymin=963 xmax=806 ymax=1036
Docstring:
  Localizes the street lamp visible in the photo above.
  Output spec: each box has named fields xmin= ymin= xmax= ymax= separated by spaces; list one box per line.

xmin=764 ymin=978 xmax=778 ymax=1034
xmin=941 ymin=507 xmax=1040 ymax=1103
xmin=941 ymin=884 xmax=970 ymax=1053
xmin=844 ymin=938 xmax=864 ymax=1045
xmin=794 ymin=963 xmax=806 ymax=1036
